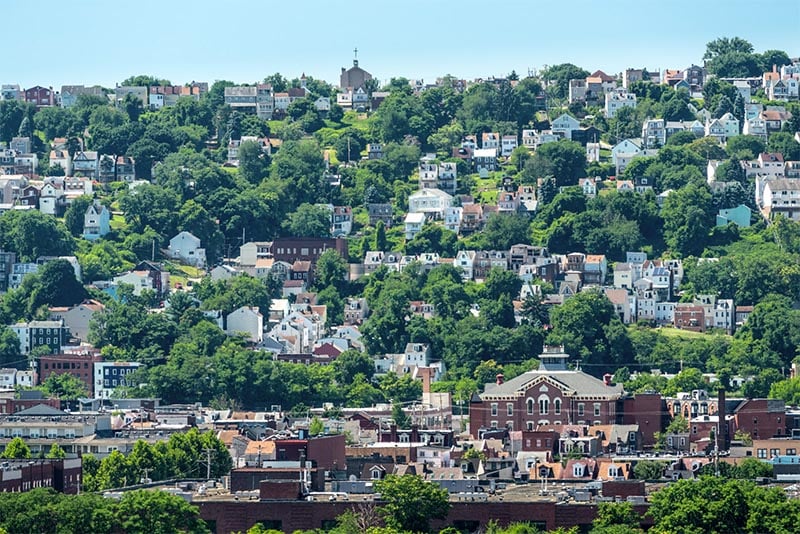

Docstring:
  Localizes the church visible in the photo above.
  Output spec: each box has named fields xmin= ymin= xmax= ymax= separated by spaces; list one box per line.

xmin=340 ymin=48 xmax=372 ymax=91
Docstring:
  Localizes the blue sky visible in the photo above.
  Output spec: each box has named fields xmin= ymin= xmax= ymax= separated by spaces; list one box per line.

xmin=4 ymin=0 xmax=799 ymax=89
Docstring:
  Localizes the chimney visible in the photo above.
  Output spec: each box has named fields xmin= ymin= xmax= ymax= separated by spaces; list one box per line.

xmin=603 ymin=373 xmax=613 ymax=386
xmin=496 ymin=373 xmax=505 ymax=385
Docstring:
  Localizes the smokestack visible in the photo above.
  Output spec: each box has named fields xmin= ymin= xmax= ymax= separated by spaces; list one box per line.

xmin=496 ymin=374 xmax=505 ymax=385
xmin=718 ymin=389 xmax=729 ymax=450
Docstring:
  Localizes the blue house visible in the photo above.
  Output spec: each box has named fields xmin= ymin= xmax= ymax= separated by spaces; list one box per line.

xmin=83 ymin=201 xmax=111 ymax=240
xmin=716 ymin=204 xmax=751 ymax=228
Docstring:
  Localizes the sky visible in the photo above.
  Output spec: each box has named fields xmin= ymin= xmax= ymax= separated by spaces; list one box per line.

xmin=4 ymin=0 xmax=799 ymax=89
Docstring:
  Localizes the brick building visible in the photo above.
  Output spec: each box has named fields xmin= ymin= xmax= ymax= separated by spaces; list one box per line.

xmin=470 ymin=346 xmax=624 ymax=434
xmin=0 ymin=458 xmax=81 ymax=494
xmin=37 ymin=351 xmax=103 ymax=396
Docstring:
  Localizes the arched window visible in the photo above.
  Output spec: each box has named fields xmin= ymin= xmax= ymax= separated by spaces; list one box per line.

xmin=526 ymin=421 xmax=534 ymax=431
xmin=554 ymin=398 xmax=562 ymax=415
xmin=538 ymin=395 xmax=549 ymax=415
xmin=527 ymin=398 xmax=535 ymax=415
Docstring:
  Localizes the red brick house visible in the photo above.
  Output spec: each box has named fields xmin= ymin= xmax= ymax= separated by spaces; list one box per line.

xmin=24 ymin=86 xmax=54 ymax=107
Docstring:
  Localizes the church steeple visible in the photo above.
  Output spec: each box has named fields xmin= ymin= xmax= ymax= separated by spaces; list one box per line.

xmin=353 ymin=47 xmax=359 ymax=68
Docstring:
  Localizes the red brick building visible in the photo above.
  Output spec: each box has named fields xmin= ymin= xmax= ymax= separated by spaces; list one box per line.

xmin=37 ymin=351 xmax=103 ymax=396
xmin=470 ymin=347 xmax=624 ymax=435
xmin=0 ymin=458 xmax=81 ymax=494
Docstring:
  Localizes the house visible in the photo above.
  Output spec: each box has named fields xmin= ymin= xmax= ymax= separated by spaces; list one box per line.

xmin=743 ymin=117 xmax=768 ymax=140
xmin=616 ymin=180 xmax=634 ymax=192
xmin=112 ymin=260 xmax=169 ymax=297
xmin=49 ymin=149 xmax=72 ymax=176
xmin=438 ymin=162 xmax=458 ymax=194
xmin=72 ymin=150 xmax=99 ymax=178
xmin=455 ymin=250 xmax=476 ymax=281
xmin=37 ymin=350 xmax=103 ymax=394
xmin=82 ymin=201 xmax=110 ymax=241
xmin=501 ymin=135 xmax=518 ymax=157
xmin=11 ymin=320 xmax=70 ymax=355
xmin=470 ymin=346 xmax=624 ymax=432
xmin=224 ymin=86 xmax=258 ymax=115
xmin=473 ymin=148 xmax=498 ymax=174
xmin=24 ymin=85 xmax=54 ymax=107
xmin=551 ymin=114 xmax=580 ymax=140
xmin=762 ymin=179 xmax=800 ymax=221
xmin=611 ymin=139 xmax=642 ymax=174
xmin=461 ymin=204 xmax=485 ymax=234
xmin=444 ymin=206 xmax=463 ymax=234
xmin=717 ymin=204 xmax=751 ymax=227
xmin=367 ymin=143 xmax=383 ymax=160
xmin=331 ymin=206 xmax=353 ymax=237
xmin=605 ymin=92 xmax=637 ymax=118
xmin=39 ymin=182 xmax=65 ymax=216
xmin=48 ymin=299 xmax=105 ymax=342
xmin=641 ymin=119 xmax=666 ymax=148
xmin=481 ymin=132 xmax=500 ymax=150
xmin=94 ymin=361 xmax=143 ymax=399
xmin=367 ymin=203 xmax=393 ymax=227
xmin=114 ymin=86 xmax=147 ymax=108
xmin=168 ymin=231 xmax=206 ymax=267
xmin=408 ymin=188 xmax=453 ymax=218
xmin=404 ymin=212 xmax=426 ymax=241
xmin=226 ymin=306 xmax=264 ymax=344
xmin=705 ymin=113 xmax=739 ymax=143
xmin=584 ymin=255 xmax=607 ymax=285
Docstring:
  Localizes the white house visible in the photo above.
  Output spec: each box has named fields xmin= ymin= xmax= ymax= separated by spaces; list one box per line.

xmin=455 ymin=250 xmax=476 ymax=281
xmin=481 ymin=132 xmax=500 ymax=150
xmin=408 ymin=188 xmax=453 ymax=218
xmin=762 ymin=179 xmax=800 ymax=221
xmin=641 ymin=119 xmax=666 ymax=148
xmin=611 ymin=139 xmax=642 ymax=174
xmin=551 ymin=113 xmax=580 ymax=140
xmin=605 ymin=92 xmax=637 ymax=118
xmin=83 ymin=201 xmax=110 ymax=240
xmin=404 ymin=212 xmax=426 ymax=241
xmin=444 ymin=206 xmax=463 ymax=234
xmin=501 ymin=135 xmax=518 ymax=157
xmin=168 ymin=231 xmax=206 ymax=268
xmin=578 ymin=177 xmax=597 ymax=198
xmin=226 ymin=306 xmax=264 ymax=343
xmin=705 ymin=113 xmax=739 ymax=143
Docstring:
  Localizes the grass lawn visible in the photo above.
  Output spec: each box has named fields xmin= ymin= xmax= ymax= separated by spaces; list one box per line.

xmin=656 ymin=326 xmax=730 ymax=340
xmin=109 ymin=214 xmax=127 ymax=231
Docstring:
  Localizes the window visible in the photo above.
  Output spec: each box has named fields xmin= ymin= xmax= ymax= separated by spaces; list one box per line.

xmin=539 ymin=396 xmax=549 ymax=415
xmin=787 ymin=448 xmax=796 ymax=456
xmin=757 ymin=449 xmax=767 ymax=459
xmin=578 ymin=403 xmax=585 ymax=417
xmin=770 ymin=448 xmax=780 ymax=458
xmin=507 ymin=403 xmax=513 ymax=416
xmin=527 ymin=398 xmax=534 ymax=415
xmin=526 ymin=422 xmax=534 ymax=431
xmin=490 ymin=421 xmax=498 ymax=429
xmin=554 ymin=399 xmax=561 ymax=415
xmin=594 ymin=403 xmax=601 ymax=417
xmin=491 ymin=403 xmax=498 ymax=417
xmin=692 ymin=426 xmax=698 ymax=434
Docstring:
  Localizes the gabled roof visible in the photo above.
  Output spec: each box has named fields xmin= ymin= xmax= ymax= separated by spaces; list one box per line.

xmin=14 ymin=404 xmax=68 ymax=416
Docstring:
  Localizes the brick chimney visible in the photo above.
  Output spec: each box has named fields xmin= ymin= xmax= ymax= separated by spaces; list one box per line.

xmin=496 ymin=373 xmax=505 ymax=385
xmin=603 ymin=373 xmax=613 ymax=386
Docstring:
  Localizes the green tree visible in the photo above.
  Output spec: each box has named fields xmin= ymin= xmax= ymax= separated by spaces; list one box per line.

xmin=45 ymin=443 xmax=66 ymax=459
xmin=0 ymin=210 xmax=74 ymax=262
xmin=661 ymin=183 xmax=713 ymax=256
xmin=28 ymin=259 xmax=87 ymax=311
xmin=1 ymin=437 xmax=31 ymax=459
xmin=40 ymin=372 xmax=89 ymax=400
xmin=237 ymin=139 xmax=270 ymax=185
xmin=523 ymin=140 xmax=586 ymax=187
xmin=374 ymin=475 xmax=450 ymax=533
xmin=0 ymin=327 xmax=21 ymax=368
xmin=632 ymin=460 xmax=665 ymax=480
xmin=592 ymin=502 xmax=642 ymax=533
xmin=282 ymin=204 xmax=331 ymax=238
xmin=540 ymin=64 xmax=590 ymax=100
xmin=63 ymin=196 xmax=95 ymax=237
xmin=113 ymin=490 xmax=210 ymax=534
xmin=309 ymin=416 xmax=324 ymax=436
xmin=391 ymin=402 xmax=411 ymax=429
xmin=314 ymin=249 xmax=349 ymax=292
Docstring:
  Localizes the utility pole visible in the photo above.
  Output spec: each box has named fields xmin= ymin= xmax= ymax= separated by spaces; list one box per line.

xmin=202 ymin=448 xmax=215 ymax=480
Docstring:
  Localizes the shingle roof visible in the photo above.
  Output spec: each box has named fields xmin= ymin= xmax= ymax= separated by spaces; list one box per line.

xmin=481 ymin=370 xmax=623 ymax=400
